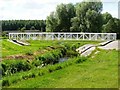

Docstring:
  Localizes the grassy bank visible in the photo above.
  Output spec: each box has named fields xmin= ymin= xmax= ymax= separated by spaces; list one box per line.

xmin=3 ymin=50 xmax=119 ymax=88
xmin=2 ymin=39 xmax=100 ymax=57
xmin=2 ymin=56 xmax=87 ymax=87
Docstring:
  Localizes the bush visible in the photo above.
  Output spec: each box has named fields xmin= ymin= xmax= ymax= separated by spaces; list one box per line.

xmin=28 ymin=73 xmax=35 ymax=78
xmin=2 ymin=31 xmax=8 ymax=39
xmin=2 ymin=56 xmax=88 ymax=86
xmin=2 ymin=79 xmax=9 ymax=86
xmin=37 ymin=47 xmax=67 ymax=65
xmin=25 ymin=51 xmax=33 ymax=55
xmin=70 ymin=43 xmax=80 ymax=50
xmin=75 ymin=57 xmax=87 ymax=64
xmin=32 ymin=59 xmax=42 ymax=67
xmin=66 ymin=50 xmax=78 ymax=57
xmin=55 ymin=65 xmax=62 ymax=70
xmin=2 ymin=60 xmax=32 ymax=76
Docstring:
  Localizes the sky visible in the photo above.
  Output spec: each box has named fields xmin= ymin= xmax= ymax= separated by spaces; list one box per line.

xmin=0 ymin=0 xmax=119 ymax=20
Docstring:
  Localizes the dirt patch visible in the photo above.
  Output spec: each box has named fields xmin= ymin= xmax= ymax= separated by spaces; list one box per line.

xmin=2 ymin=54 xmax=34 ymax=60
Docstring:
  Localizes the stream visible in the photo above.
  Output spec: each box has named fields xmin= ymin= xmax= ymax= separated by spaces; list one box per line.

xmin=59 ymin=57 xmax=69 ymax=63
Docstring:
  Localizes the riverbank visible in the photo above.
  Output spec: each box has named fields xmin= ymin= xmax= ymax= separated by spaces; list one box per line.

xmin=4 ymin=50 xmax=119 ymax=88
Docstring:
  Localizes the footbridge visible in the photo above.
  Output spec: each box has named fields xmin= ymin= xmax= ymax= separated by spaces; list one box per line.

xmin=9 ymin=32 xmax=116 ymax=41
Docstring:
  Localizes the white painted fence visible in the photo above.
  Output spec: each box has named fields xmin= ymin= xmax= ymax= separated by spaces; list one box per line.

xmin=9 ymin=32 xmax=116 ymax=41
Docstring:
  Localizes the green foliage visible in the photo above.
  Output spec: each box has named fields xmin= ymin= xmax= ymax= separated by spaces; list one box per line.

xmin=2 ymin=56 xmax=87 ymax=87
xmin=1 ymin=1 xmax=120 ymax=36
xmin=37 ymin=47 xmax=66 ymax=65
xmin=25 ymin=50 xmax=33 ymax=55
xmin=20 ymin=27 xmax=26 ymax=32
xmin=2 ymin=31 xmax=8 ymax=39
xmin=2 ymin=20 xmax=46 ymax=32
xmin=2 ymin=60 xmax=31 ymax=76
xmin=102 ymin=12 xmax=112 ymax=24
xmin=30 ymin=26 xmax=35 ymax=30
xmin=2 ymin=79 xmax=9 ymax=86
xmin=46 ymin=3 xmax=75 ymax=32
xmin=5 ymin=50 xmax=118 ymax=88
xmin=102 ymin=17 xmax=120 ymax=38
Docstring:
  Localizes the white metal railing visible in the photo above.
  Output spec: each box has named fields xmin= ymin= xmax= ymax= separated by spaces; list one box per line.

xmin=9 ymin=32 xmax=116 ymax=41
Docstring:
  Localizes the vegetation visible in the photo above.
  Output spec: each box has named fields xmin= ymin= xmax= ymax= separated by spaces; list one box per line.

xmin=2 ymin=20 xmax=46 ymax=32
xmin=2 ymin=56 xmax=87 ymax=87
xmin=2 ymin=39 xmax=99 ymax=57
xmin=2 ymin=39 xmax=101 ymax=87
xmin=46 ymin=1 xmax=120 ymax=38
xmin=1 ymin=1 xmax=120 ymax=38
xmin=3 ymin=50 xmax=118 ymax=88
xmin=1 ymin=0 xmax=119 ymax=88
xmin=2 ymin=39 xmax=99 ymax=76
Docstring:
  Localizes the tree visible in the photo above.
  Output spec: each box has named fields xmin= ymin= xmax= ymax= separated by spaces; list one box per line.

xmin=46 ymin=12 xmax=58 ymax=32
xmin=30 ymin=26 xmax=35 ymax=30
xmin=102 ymin=18 xmax=120 ymax=38
xmin=102 ymin=12 xmax=112 ymax=24
xmin=72 ymin=1 xmax=103 ymax=32
xmin=56 ymin=3 xmax=70 ymax=32
xmin=2 ymin=20 xmax=46 ymax=31
xmin=20 ymin=27 xmax=26 ymax=32
xmin=70 ymin=17 xmax=80 ymax=32
xmin=46 ymin=3 xmax=75 ymax=32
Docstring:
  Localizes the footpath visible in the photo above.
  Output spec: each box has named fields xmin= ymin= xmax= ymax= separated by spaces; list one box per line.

xmin=76 ymin=40 xmax=119 ymax=57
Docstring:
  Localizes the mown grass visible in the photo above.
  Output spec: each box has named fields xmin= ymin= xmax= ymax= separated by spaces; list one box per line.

xmin=2 ymin=39 xmax=100 ymax=57
xmin=2 ymin=40 xmax=58 ymax=57
xmin=4 ymin=50 xmax=119 ymax=88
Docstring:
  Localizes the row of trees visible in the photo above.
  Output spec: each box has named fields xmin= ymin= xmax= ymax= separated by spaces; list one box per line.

xmin=2 ymin=1 xmax=120 ymax=38
xmin=46 ymin=1 xmax=120 ymax=36
xmin=2 ymin=20 xmax=46 ymax=32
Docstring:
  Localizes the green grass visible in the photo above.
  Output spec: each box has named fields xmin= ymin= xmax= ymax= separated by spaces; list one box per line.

xmin=5 ymin=50 xmax=119 ymax=88
xmin=2 ymin=39 xmax=100 ymax=57
xmin=2 ymin=56 xmax=87 ymax=86
xmin=2 ymin=40 xmax=58 ymax=57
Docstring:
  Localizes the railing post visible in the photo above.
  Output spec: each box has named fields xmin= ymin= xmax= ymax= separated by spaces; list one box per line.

xmin=83 ymin=33 xmax=85 ymax=40
xmin=89 ymin=34 xmax=91 ymax=40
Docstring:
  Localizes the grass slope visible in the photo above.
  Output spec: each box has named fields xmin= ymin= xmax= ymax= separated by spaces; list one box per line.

xmin=2 ymin=39 xmax=99 ymax=57
xmin=7 ymin=50 xmax=118 ymax=88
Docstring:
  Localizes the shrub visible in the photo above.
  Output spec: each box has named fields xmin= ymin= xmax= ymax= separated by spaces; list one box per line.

xmin=66 ymin=50 xmax=78 ymax=57
xmin=70 ymin=43 xmax=80 ymax=50
xmin=37 ymin=47 xmax=67 ymax=65
xmin=25 ymin=51 xmax=33 ymax=55
xmin=75 ymin=57 xmax=87 ymax=64
xmin=38 ymin=71 xmax=44 ymax=76
xmin=2 ymin=79 xmax=9 ymax=86
xmin=22 ymin=75 xmax=29 ymax=80
xmin=28 ymin=73 xmax=35 ymax=78
xmin=2 ymin=60 xmax=31 ymax=76
xmin=2 ymin=56 xmax=88 ymax=86
xmin=55 ymin=65 xmax=62 ymax=70
xmin=32 ymin=60 xmax=42 ymax=67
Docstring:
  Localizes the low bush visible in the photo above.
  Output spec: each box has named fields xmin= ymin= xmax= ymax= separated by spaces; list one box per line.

xmin=2 ymin=56 xmax=88 ymax=87
xmin=36 ymin=47 xmax=67 ymax=65
xmin=66 ymin=50 xmax=79 ymax=57
xmin=2 ymin=60 xmax=32 ymax=76
xmin=2 ymin=79 xmax=9 ymax=86
xmin=25 ymin=51 xmax=33 ymax=55
xmin=75 ymin=57 xmax=87 ymax=64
